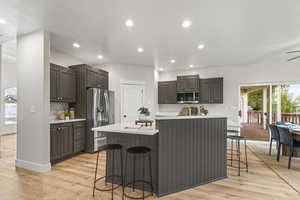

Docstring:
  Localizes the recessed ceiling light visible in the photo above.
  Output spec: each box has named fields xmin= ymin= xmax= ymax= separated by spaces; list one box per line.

xmin=158 ymin=68 xmax=164 ymax=72
xmin=97 ymin=55 xmax=103 ymax=59
xmin=182 ymin=20 xmax=192 ymax=28
xmin=73 ymin=43 xmax=80 ymax=48
xmin=170 ymin=59 xmax=176 ymax=63
xmin=197 ymin=44 xmax=205 ymax=50
xmin=125 ymin=19 xmax=134 ymax=27
xmin=137 ymin=47 xmax=144 ymax=53
xmin=0 ymin=18 xmax=7 ymax=24
xmin=189 ymin=64 xmax=194 ymax=68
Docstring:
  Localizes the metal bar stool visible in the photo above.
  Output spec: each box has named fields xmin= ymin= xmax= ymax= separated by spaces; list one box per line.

xmin=93 ymin=144 xmax=123 ymax=200
xmin=227 ymin=135 xmax=248 ymax=176
xmin=123 ymin=146 xmax=153 ymax=200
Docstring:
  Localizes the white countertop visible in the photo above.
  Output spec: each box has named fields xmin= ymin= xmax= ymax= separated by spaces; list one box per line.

xmin=155 ymin=115 xmax=227 ymax=120
xmin=49 ymin=119 xmax=86 ymax=124
xmin=92 ymin=122 xmax=158 ymax=136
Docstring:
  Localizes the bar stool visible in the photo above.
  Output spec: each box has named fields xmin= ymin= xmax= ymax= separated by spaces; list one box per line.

xmin=123 ymin=146 xmax=153 ymax=200
xmin=93 ymin=144 xmax=123 ymax=200
xmin=227 ymin=135 xmax=248 ymax=176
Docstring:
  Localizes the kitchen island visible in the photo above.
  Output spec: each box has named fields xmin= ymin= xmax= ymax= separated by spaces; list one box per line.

xmin=93 ymin=116 xmax=227 ymax=197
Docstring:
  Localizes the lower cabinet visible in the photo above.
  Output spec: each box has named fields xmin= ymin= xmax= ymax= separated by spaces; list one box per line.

xmin=50 ymin=121 xmax=86 ymax=163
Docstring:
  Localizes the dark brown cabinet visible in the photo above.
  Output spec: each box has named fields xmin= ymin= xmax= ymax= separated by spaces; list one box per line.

xmin=158 ymin=81 xmax=177 ymax=104
xmin=50 ymin=123 xmax=73 ymax=162
xmin=50 ymin=63 xmax=76 ymax=103
xmin=177 ymin=75 xmax=199 ymax=92
xmin=86 ymin=68 xmax=108 ymax=89
xmin=73 ymin=121 xmax=86 ymax=153
xmin=199 ymin=78 xmax=223 ymax=104
xmin=158 ymin=75 xmax=223 ymax=104
xmin=50 ymin=121 xmax=86 ymax=163
xmin=69 ymin=64 xmax=109 ymax=118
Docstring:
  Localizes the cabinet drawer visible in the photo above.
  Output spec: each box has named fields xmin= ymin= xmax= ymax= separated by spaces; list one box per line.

xmin=73 ymin=121 xmax=86 ymax=128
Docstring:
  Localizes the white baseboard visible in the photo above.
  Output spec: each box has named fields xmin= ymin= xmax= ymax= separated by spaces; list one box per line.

xmin=15 ymin=159 xmax=51 ymax=173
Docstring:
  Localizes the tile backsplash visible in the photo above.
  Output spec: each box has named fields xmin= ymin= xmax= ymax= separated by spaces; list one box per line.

xmin=50 ymin=102 xmax=69 ymax=120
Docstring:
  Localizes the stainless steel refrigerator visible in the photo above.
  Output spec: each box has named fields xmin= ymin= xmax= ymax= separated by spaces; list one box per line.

xmin=86 ymin=88 xmax=115 ymax=153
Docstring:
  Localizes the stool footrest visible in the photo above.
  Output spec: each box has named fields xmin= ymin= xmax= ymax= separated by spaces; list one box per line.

xmin=94 ymin=175 xmax=122 ymax=191
xmin=124 ymin=180 xmax=153 ymax=199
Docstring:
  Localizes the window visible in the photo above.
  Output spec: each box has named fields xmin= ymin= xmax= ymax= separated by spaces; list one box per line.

xmin=4 ymin=87 xmax=17 ymax=125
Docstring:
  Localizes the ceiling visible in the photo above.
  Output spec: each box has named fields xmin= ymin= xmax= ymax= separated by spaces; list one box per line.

xmin=1 ymin=0 xmax=300 ymax=71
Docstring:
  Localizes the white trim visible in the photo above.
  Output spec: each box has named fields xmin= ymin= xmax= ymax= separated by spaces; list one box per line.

xmin=15 ymin=159 xmax=51 ymax=173
xmin=120 ymin=80 xmax=145 ymax=85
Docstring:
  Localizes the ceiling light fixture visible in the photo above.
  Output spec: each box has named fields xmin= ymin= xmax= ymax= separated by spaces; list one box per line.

xmin=97 ymin=55 xmax=103 ymax=59
xmin=170 ymin=59 xmax=176 ymax=63
xmin=125 ymin=19 xmax=134 ymax=27
xmin=73 ymin=43 xmax=80 ymax=48
xmin=182 ymin=20 xmax=192 ymax=28
xmin=137 ymin=47 xmax=144 ymax=53
xmin=197 ymin=44 xmax=205 ymax=50
xmin=0 ymin=18 xmax=7 ymax=24
xmin=189 ymin=64 xmax=194 ymax=68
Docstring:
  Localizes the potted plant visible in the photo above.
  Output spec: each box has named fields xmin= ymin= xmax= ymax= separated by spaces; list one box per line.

xmin=138 ymin=107 xmax=150 ymax=120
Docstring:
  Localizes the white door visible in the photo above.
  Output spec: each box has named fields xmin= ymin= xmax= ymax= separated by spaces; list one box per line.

xmin=121 ymin=83 xmax=145 ymax=122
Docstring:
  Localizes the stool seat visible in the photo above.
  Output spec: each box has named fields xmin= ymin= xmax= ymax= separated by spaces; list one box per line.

xmin=227 ymin=135 xmax=246 ymax=140
xmin=127 ymin=146 xmax=151 ymax=154
xmin=97 ymin=144 xmax=122 ymax=152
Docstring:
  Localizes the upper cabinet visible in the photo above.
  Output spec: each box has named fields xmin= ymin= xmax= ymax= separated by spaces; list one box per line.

xmin=69 ymin=64 xmax=109 ymax=118
xmin=158 ymin=75 xmax=223 ymax=104
xmin=158 ymin=81 xmax=177 ymax=104
xmin=176 ymin=75 xmax=199 ymax=92
xmin=199 ymin=78 xmax=223 ymax=104
xmin=50 ymin=63 xmax=76 ymax=103
xmin=86 ymin=68 xmax=108 ymax=89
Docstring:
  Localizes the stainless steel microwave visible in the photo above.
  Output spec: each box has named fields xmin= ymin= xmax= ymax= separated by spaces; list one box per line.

xmin=177 ymin=92 xmax=199 ymax=104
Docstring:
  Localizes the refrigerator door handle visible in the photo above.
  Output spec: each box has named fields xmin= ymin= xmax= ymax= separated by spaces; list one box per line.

xmin=104 ymin=91 xmax=109 ymax=124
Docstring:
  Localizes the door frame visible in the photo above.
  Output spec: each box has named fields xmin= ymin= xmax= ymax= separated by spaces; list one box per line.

xmin=120 ymin=80 xmax=146 ymax=123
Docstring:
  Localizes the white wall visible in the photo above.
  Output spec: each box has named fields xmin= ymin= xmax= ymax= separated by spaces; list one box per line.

xmin=159 ymin=56 xmax=300 ymax=125
xmin=50 ymin=49 xmax=84 ymax=67
xmin=98 ymin=64 xmax=156 ymax=123
xmin=16 ymin=30 xmax=51 ymax=172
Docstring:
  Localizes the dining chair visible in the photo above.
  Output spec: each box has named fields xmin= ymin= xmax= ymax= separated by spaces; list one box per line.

xmin=277 ymin=126 xmax=300 ymax=169
xmin=268 ymin=124 xmax=280 ymax=156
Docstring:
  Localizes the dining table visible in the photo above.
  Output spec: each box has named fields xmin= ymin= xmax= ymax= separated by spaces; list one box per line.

xmin=276 ymin=123 xmax=300 ymax=157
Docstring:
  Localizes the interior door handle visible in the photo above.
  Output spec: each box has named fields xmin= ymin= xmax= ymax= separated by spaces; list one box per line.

xmin=123 ymin=115 xmax=127 ymax=118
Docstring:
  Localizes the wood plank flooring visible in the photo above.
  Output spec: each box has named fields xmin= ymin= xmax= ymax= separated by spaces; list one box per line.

xmin=1 ymin=134 xmax=300 ymax=200
xmin=241 ymin=123 xmax=269 ymax=141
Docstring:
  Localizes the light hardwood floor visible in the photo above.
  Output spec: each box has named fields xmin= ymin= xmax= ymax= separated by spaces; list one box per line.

xmin=1 ymin=134 xmax=300 ymax=200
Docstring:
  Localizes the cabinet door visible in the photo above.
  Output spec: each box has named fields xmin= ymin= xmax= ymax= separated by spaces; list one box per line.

xmin=185 ymin=79 xmax=199 ymax=91
xmin=199 ymin=78 xmax=223 ymax=104
xmin=50 ymin=64 xmax=60 ymax=101
xmin=60 ymin=68 xmax=76 ymax=102
xmin=177 ymin=75 xmax=199 ymax=92
xmin=73 ymin=122 xmax=86 ymax=153
xmin=208 ymin=78 xmax=223 ymax=104
xmin=199 ymin=79 xmax=210 ymax=104
xmin=60 ymin=125 xmax=73 ymax=157
xmin=158 ymin=81 xmax=177 ymax=104
xmin=176 ymin=79 xmax=186 ymax=92
xmin=50 ymin=126 xmax=59 ymax=162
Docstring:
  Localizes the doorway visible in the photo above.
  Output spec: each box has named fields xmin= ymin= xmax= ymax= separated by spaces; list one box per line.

xmin=240 ymin=83 xmax=300 ymax=141
xmin=120 ymin=81 xmax=145 ymax=122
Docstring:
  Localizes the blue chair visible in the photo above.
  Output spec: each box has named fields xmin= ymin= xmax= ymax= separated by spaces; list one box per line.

xmin=268 ymin=124 xmax=280 ymax=156
xmin=277 ymin=126 xmax=300 ymax=169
